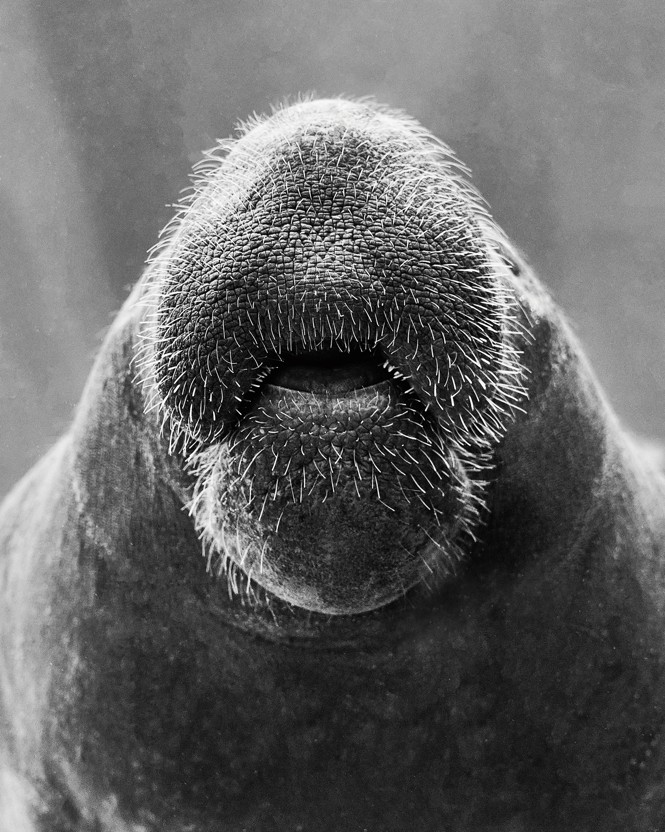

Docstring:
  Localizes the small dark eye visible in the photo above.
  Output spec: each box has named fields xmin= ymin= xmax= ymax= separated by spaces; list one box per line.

xmin=505 ymin=256 xmax=520 ymax=276
xmin=496 ymin=241 xmax=521 ymax=276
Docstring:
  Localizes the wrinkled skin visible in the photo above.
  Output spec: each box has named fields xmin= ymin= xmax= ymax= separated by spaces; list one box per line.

xmin=1 ymin=98 xmax=665 ymax=832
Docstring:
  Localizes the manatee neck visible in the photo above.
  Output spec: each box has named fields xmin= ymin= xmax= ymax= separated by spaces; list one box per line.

xmin=33 ymin=289 xmax=665 ymax=830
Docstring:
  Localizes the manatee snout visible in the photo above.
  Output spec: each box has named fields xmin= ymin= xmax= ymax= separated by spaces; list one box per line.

xmin=146 ymin=99 xmax=525 ymax=614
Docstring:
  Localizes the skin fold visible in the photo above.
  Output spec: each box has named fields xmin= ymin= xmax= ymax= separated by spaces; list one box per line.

xmin=1 ymin=98 xmax=664 ymax=832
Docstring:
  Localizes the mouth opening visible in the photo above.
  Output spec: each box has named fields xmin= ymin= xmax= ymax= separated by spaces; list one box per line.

xmin=265 ymin=346 xmax=392 ymax=394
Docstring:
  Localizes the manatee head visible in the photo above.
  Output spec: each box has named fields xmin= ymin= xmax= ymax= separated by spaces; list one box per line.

xmin=139 ymin=98 xmax=525 ymax=615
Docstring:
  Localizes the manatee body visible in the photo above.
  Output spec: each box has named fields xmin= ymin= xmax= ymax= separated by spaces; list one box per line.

xmin=1 ymin=98 xmax=665 ymax=832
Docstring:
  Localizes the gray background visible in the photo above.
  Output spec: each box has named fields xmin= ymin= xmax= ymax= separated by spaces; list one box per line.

xmin=1 ymin=0 xmax=663 ymax=497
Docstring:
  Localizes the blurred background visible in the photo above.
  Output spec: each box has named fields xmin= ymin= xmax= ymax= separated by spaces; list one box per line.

xmin=0 ymin=0 xmax=663 ymax=496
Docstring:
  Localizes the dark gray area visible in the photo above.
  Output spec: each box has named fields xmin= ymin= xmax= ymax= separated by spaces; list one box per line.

xmin=1 ymin=0 xmax=663 ymax=496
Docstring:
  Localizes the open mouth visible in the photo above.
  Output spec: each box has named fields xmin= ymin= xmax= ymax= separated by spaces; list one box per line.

xmin=151 ymin=270 xmax=517 ymax=617
xmin=264 ymin=347 xmax=392 ymax=395
xmin=180 ymin=338 xmax=477 ymax=616
xmin=153 ymin=311 xmax=503 ymax=614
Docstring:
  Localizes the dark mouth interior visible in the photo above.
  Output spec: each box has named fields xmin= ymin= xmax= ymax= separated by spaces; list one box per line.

xmin=265 ymin=347 xmax=391 ymax=394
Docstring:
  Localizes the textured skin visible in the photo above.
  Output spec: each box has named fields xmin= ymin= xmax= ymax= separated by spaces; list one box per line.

xmin=150 ymin=100 xmax=522 ymax=615
xmin=1 ymin=98 xmax=665 ymax=831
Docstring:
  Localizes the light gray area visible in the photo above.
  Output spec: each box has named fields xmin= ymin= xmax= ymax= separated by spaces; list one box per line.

xmin=0 ymin=0 xmax=663 ymax=496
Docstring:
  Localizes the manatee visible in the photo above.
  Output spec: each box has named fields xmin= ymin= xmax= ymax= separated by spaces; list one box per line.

xmin=1 ymin=97 xmax=664 ymax=832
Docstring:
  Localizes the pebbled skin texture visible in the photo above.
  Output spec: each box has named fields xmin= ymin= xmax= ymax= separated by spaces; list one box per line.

xmin=150 ymin=99 xmax=522 ymax=616
xmin=1 ymin=98 xmax=665 ymax=832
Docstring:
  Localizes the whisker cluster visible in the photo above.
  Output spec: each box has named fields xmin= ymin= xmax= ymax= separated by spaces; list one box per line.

xmin=130 ymin=97 xmax=530 ymax=610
